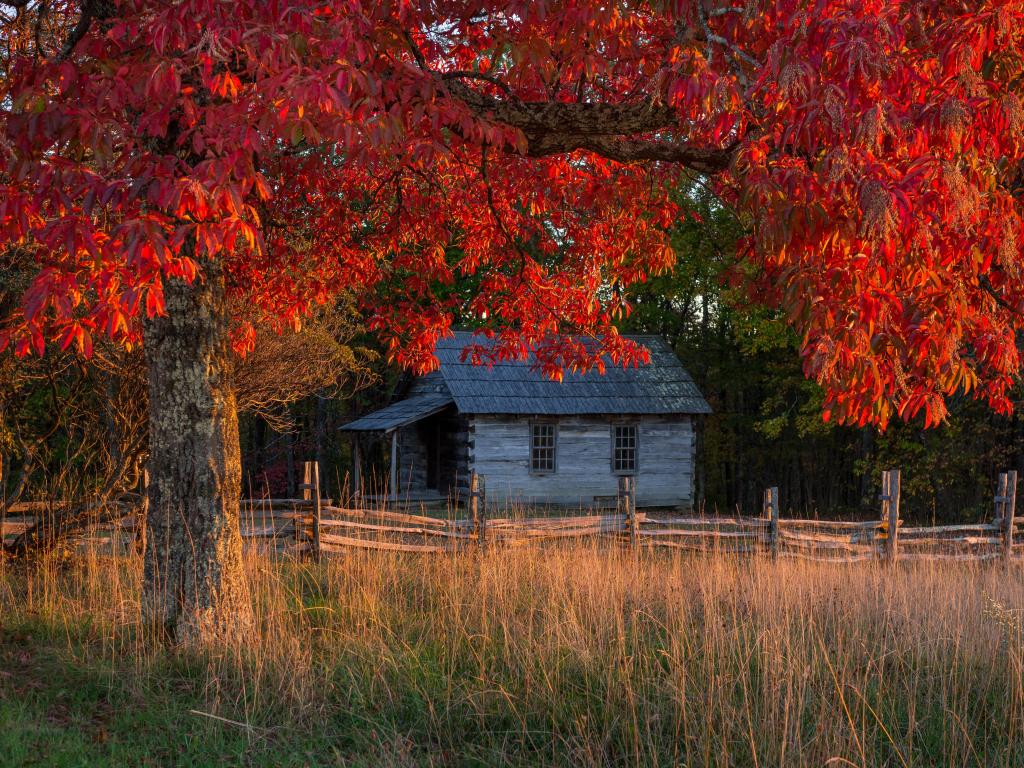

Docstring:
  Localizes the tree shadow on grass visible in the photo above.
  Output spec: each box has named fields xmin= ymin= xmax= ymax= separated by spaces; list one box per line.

xmin=0 ymin=621 xmax=332 ymax=768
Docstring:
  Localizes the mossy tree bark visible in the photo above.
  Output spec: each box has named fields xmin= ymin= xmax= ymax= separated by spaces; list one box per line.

xmin=142 ymin=259 xmax=251 ymax=645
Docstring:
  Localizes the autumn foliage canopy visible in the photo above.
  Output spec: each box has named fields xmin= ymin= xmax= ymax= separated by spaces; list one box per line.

xmin=1 ymin=0 xmax=1023 ymax=428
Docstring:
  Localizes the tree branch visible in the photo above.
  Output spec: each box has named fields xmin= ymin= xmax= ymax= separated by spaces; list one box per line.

xmin=526 ymin=132 xmax=736 ymax=171
xmin=441 ymin=70 xmax=513 ymax=96
xmin=57 ymin=0 xmax=115 ymax=61
xmin=445 ymin=80 xmax=735 ymax=171
xmin=405 ymin=28 xmax=737 ymax=173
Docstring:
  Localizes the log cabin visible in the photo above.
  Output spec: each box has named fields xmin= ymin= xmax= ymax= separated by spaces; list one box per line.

xmin=340 ymin=332 xmax=710 ymax=509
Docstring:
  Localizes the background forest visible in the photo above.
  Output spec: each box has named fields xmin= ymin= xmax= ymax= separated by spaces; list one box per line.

xmin=3 ymin=185 xmax=1021 ymax=523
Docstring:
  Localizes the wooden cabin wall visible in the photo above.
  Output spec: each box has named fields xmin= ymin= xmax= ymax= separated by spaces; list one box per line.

xmin=444 ymin=413 xmax=472 ymax=499
xmin=469 ymin=415 xmax=695 ymax=508
xmin=396 ymin=425 xmax=429 ymax=495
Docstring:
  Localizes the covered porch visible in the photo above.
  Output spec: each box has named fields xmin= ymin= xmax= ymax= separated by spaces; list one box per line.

xmin=340 ymin=393 xmax=468 ymax=506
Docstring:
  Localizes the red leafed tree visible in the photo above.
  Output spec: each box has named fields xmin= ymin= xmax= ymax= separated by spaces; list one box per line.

xmin=2 ymin=0 xmax=1022 ymax=641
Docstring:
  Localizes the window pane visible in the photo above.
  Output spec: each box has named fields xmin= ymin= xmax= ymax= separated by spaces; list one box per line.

xmin=613 ymin=425 xmax=637 ymax=472
xmin=531 ymin=424 xmax=556 ymax=472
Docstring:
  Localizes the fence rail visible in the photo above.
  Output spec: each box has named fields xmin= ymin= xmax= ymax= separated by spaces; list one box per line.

xmin=3 ymin=464 xmax=1024 ymax=564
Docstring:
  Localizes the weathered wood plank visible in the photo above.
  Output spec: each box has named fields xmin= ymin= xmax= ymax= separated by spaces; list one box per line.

xmin=321 ymin=506 xmax=455 ymax=528
xmin=1 ymin=520 xmax=34 ymax=535
xmin=778 ymin=550 xmax=874 ymax=563
xmin=778 ymin=537 xmax=874 ymax=554
xmin=6 ymin=501 xmax=66 ymax=513
xmin=498 ymin=524 xmax=625 ymax=540
xmin=777 ymin=518 xmax=882 ymax=530
xmin=488 ymin=513 xmax=634 ymax=530
xmin=241 ymin=498 xmax=330 ymax=507
xmin=900 ymin=551 xmax=1003 ymax=562
xmin=319 ymin=533 xmax=461 ymax=553
xmin=241 ymin=526 xmax=294 ymax=539
xmin=239 ymin=511 xmax=313 ymax=522
xmin=898 ymin=535 xmax=1003 ymax=547
xmin=643 ymin=540 xmax=760 ymax=553
xmin=318 ymin=518 xmax=475 ymax=539
xmin=778 ymin=536 xmax=868 ymax=548
xmin=643 ymin=516 xmax=766 ymax=529
xmin=639 ymin=529 xmax=760 ymax=540
xmin=901 ymin=523 xmax=1000 ymax=536
xmin=471 ymin=415 xmax=695 ymax=507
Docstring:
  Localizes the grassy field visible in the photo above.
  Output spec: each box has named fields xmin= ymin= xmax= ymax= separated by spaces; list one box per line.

xmin=0 ymin=543 xmax=1021 ymax=767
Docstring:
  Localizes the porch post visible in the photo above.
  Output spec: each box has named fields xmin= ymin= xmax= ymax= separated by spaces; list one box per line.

xmin=389 ymin=429 xmax=398 ymax=503
xmin=352 ymin=434 xmax=362 ymax=503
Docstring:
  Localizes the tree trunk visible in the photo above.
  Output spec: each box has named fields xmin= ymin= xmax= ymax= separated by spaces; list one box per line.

xmin=142 ymin=261 xmax=251 ymax=645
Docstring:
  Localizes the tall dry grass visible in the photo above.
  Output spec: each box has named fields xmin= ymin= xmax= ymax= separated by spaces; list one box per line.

xmin=1 ymin=540 xmax=1022 ymax=766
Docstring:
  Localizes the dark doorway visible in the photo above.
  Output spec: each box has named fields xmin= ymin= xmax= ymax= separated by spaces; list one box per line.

xmin=424 ymin=419 xmax=441 ymax=490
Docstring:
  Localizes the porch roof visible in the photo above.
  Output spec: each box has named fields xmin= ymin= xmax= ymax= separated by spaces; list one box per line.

xmin=340 ymin=393 xmax=454 ymax=432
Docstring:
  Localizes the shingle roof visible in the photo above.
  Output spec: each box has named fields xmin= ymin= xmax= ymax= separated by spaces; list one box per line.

xmin=341 ymin=333 xmax=710 ymax=430
xmin=432 ymin=332 xmax=710 ymax=416
xmin=341 ymin=393 xmax=454 ymax=431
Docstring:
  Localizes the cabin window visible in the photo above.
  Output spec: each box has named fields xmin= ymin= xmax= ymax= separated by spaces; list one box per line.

xmin=612 ymin=424 xmax=638 ymax=474
xmin=530 ymin=423 xmax=557 ymax=473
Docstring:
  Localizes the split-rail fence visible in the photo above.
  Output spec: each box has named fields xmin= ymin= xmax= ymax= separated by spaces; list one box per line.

xmin=2 ymin=465 xmax=1022 ymax=564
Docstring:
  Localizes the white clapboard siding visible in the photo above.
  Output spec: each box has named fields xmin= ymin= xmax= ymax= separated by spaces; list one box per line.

xmin=470 ymin=415 xmax=694 ymax=508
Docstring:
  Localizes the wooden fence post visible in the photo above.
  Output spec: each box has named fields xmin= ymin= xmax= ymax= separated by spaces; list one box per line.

xmin=764 ymin=486 xmax=779 ymax=559
xmin=889 ymin=469 xmax=901 ymax=565
xmin=478 ymin=474 xmax=487 ymax=550
xmin=617 ymin=476 xmax=624 ymax=515
xmin=629 ymin=477 xmax=639 ymax=549
xmin=296 ymin=462 xmax=308 ymax=555
xmin=617 ymin=476 xmax=627 ymax=542
xmin=880 ymin=469 xmax=901 ymax=565
xmin=298 ymin=460 xmax=322 ymax=561
xmin=470 ymin=471 xmax=484 ymax=550
xmin=311 ymin=462 xmax=322 ymax=562
xmin=995 ymin=472 xmax=1008 ymax=528
xmin=995 ymin=472 xmax=1008 ymax=559
xmin=619 ymin=476 xmax=638 ymax=550
xmin=878 ymin=470 xmax=888 ymax=561
xmin=1000 ymin=470 xmax=1017 ymax=561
